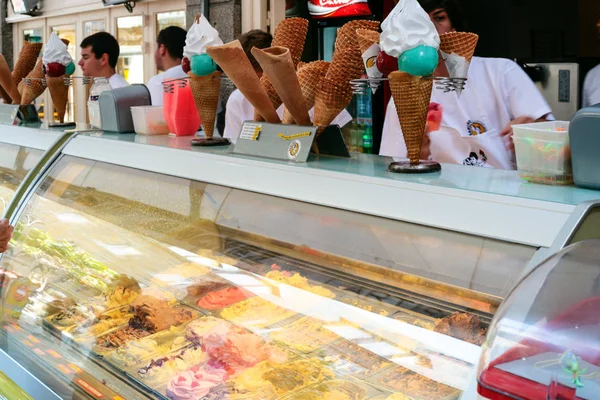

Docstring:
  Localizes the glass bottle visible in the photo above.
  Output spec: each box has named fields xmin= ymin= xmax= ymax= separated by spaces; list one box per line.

xmin=88 ymin=77 xmax=111 ymax=102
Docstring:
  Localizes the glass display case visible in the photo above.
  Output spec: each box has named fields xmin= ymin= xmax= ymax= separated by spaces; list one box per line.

xmin=0 ymin=141 xmax=43 ymax=214
xmin=1 ymin=128 xmax=599 ymax=399
xmin=477 ymin=239 xmax=600 ymax=400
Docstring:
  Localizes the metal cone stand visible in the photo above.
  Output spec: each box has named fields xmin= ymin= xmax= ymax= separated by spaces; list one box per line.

xmin=350 ymin=75 xmax=468 ymax=174
xmin=23 ymin=76 xmax=92 ymax=127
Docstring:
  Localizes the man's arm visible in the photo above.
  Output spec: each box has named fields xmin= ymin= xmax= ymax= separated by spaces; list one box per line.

xmin=0 ymin=219 xmax=14 ymax=253
xmin=499 ymin=61 xmax=554 ymax=150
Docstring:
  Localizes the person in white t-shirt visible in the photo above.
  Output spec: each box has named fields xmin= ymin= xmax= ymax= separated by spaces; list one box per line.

xmin=583 ymin=18 xmax=600 ymax=108
xmin=381 ymin=0 xmax=553 ymax=169
xmin=79 ymin=32 xmax=130 ymax=90
xmin=224 ymin=30 xmax=352 ymax=143
xmin=147 ymin=26 xmax=188 ymax=106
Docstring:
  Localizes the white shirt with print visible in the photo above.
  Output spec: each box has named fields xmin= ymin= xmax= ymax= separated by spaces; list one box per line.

xmin=380 ymin=57 xmax=553 ymax=169
xmin=224 ymin=89 xmax=354 ymax=144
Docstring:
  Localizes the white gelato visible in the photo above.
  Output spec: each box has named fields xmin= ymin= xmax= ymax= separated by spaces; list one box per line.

xmin=42 ymin=32 xmax=73 ymax=67
xmin=380 ymin=0 xmax=440 ymax=58
xmin=183 ymin=14 xmax=223 ymax=59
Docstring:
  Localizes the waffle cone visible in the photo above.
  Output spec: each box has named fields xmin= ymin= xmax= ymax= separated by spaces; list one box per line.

xmin=46 ymin=75 xmax=69 ymax=123
xmin=439 ymin=32 xmax=479 ymax=62
xmin=188 ymin=71 xmax=221 ymax=139
xmin=254 ymin=75 xmax=281 ymax=122
xmin=0 ymin=84 xmax=11 ymax=104
xmin=314 ymin=77 xmax=353 ymax=129
xmin=389 ymin=71 xmax=433 ymax=165
xmin=207 ymin=40 xmax=280 ymax=123
xmin=272 ymin=17 xmax=309 ymax=67
xmin=0 ymin=55 xmax=20 ymax=104
xmin=12 ymin=41 xmax=43 ymax=88
xmin=282 ymin=61 xmax=330 ymax=124
xmin=20 ymin=57 xmax=45 ymax=105
xmin=356 ymin=29 xmax=380 ymax=55
xmin=327 ymin=46 xmax=364 ymax=85
xmin=252 ymin=46 xmax=310 ymax=126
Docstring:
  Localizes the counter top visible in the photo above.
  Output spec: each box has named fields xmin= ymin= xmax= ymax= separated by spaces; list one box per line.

xmin=82 ymin=132 xmax=600 ymax=208
xmin=56 ymin=131 xmax=600 ymax=248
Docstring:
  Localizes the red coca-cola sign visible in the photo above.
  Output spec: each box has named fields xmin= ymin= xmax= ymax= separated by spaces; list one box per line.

xmin=308 ymin=0 xmax=372 ymax=19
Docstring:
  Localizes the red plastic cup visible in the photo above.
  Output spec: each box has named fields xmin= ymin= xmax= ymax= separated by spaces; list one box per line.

xmin=163 ymin=78 xmax=201 ymax=136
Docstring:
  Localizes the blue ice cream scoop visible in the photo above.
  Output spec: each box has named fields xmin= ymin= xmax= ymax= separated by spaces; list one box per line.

xmin=398 ymin=45 xmax=439 ymax=77
xmin=191 ymin=54 xmax=217 ymax=76
xmin=65 ymin=61 xmax=76 ymax=75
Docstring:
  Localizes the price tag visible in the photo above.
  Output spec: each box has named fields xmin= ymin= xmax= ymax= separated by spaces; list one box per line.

xmin=233 ymin=121 xmax=317 ymax=162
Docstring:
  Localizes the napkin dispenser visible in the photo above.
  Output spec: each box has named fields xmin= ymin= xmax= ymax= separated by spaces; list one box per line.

xmin=99 ymin=84 xmax=151 ymax=133
xmin=569 ymin=105 xmax=600 ymax=190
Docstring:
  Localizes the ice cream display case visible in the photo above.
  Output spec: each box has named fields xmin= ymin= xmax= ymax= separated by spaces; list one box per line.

xmin=1 ymin=128 xmax=600 ymax=399
xmin=477 ymin=239 xmax=600 ymax=400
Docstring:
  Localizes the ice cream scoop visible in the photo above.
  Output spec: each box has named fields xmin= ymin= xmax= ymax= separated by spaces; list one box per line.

xmin=381 ymin=0 xmax=440 ymax=77
xmin=183 ymin=14 xmax=222 ymax=77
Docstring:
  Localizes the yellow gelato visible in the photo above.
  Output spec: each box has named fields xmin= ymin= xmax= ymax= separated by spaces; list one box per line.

xmin=220 ymin=297 xmax=296 ymax=328
xmin=265 ymin=270 xmax=335 ymax=298
xmin=270 ymin=317 xmax=339 ymax=353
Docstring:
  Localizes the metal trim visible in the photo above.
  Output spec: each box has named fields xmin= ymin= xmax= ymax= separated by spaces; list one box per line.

xmin=2 ymin=131 xmax=77 ymax=223
xmin=0 ymin=349 xmax=61 ymax=399
xmin=548 ymin=200 xmax=600 ymax=254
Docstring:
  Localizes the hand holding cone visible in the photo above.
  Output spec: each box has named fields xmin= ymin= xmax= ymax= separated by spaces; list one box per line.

xmin=388 ymin=71 xmax=433 ymax=165
xmin=188 ymin=70 xmax=222 ymax=139
xmin=20 ymin=57 xmax=45 ymax=105
xmin=206 ymin=40 xmax=280 ymax=123
xmin=251 ymin=46 xmax=311 ymax=126
xmin=0 ymin=55 xmax=21 ymax=104
xmin=282 ymin=61 xmax=330 ymax=125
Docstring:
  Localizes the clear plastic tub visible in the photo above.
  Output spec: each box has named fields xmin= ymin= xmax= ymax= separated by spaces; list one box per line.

xmin=512 ymin=121 xmax=569 ymax=142
xmin=131 ymin=106 xmax=170 ymax=135
xmin=513 ymin=137 xmax=572 ymax=185
xmin=88 ymin=101 xmax=102 ymax=129
xmin=511 ymin=121 xmax=572 ymax=185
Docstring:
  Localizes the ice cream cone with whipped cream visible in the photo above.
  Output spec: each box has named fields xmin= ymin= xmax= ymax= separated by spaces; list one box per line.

xmin=43 ymin=33 xmax=76 ymax=123
xmin=182 ymin=14 xmax=224 ymax=140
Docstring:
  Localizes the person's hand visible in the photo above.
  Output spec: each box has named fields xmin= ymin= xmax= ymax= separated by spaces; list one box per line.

xmin=0 ymin=219 xmax=14 ymax=253
xmin=500 ymin=116 xmax=537 ymax=151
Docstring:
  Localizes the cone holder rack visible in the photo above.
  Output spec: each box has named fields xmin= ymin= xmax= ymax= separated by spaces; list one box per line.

xmin=23 ymin=76 xmax=92 ymax=88
xmin=23 ymin=76 xmax=90 ymax=128
xmin=162 ymin=76 xmax=232 ymax=147
xmin=350 ymin=76 xmax=467 ymax=95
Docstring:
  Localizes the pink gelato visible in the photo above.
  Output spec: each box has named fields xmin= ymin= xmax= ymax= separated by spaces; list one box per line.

xmin=186 ymin=316 xmax=286 ymax=375
xmin=166 ymin=363 xmax=227 ymax=400
xmin=196 ymin=287 xmax=253 ymax=310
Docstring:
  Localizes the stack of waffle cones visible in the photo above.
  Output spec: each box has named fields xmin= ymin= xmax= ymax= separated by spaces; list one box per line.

xmin=282 ymin=61 xmax=330 ymax=125
xmin=20 ymin=57 xmax=45 ymax=105
xmin=13 ymin=41 xmax=43 ymax=91
xmin=0 ymin=55 xmax=20 ymax=104
xmin=389 ymin=71 xmax=433 ymax=165
xmin=254 ymin=17 xmax=309 ymax=121
xmin=313 ymin=20 xmax=379 ymax=130
xmin=188 ymin=71 xmax=222 ymax=139
xmin=46 ymin=39 xmax=72 ymax=123
xmin=207 ymin=40 xmax=280 ymax=123
xmin=252 ymin=46 xmax=310 ymax=126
